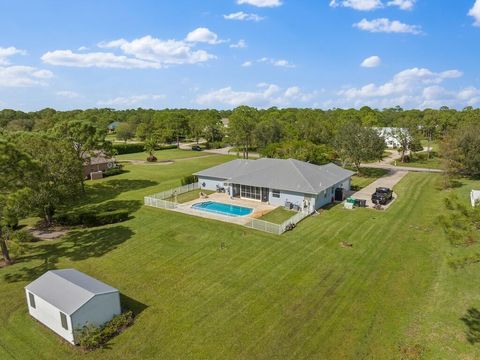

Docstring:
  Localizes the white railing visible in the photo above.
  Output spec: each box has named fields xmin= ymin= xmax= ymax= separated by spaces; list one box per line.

xmin=144 ymin=181 xmax=311 ymax=234
xmin=144 ymin=182 xmax=199 ymax=209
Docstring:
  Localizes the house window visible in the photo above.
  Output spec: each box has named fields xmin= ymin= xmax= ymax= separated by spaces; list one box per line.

xmin=60 ymin=312 xmax=68 ymax=330
xmin=240 ymin=185 xmax=262 ymax=201
xmin=28 ymin=292 xmax=36 ymax=309
xmin=272 ymin=189 xmax=280 ymax=198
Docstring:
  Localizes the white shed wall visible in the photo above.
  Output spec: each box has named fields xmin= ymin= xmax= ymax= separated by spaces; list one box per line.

xmin=25 ymin=290 xmax=74 ymax=344
xmin=71 ymin=292 xmax=121 ymax=342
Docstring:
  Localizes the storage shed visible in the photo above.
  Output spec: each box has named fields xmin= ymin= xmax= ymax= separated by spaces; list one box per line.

xmin=25 ymin=269 xmax=121 ymax=344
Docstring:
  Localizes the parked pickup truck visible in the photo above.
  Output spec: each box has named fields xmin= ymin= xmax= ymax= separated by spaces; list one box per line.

xmin=371 ymin=187 xmax=393 ymax=205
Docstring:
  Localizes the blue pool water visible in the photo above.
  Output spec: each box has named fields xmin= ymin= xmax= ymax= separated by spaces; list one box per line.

xmin=192 ymin=201 xmax=253 ymax=217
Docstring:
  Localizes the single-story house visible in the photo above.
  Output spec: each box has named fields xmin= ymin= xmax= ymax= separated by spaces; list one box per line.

xmin=194 ymin=158 xmax=354 ymax=212
xmin=471 ymin=190 xmax=480 ymax=207
xmin=107 ymin=121 xmax=120 ymax=133
xmin=83 ymin=152 xmax=116 ymax=179
xmin=374 ymin=127 xmax=409 ymax=148
xmin=25 ymin=269 xmax=121 ymax=344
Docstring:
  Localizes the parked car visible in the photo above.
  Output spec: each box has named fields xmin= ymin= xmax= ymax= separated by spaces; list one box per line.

xmin=371 ymin=187 xmax=393 ymax=205
xmin=191 ymin=145 xmax=202 ymax=151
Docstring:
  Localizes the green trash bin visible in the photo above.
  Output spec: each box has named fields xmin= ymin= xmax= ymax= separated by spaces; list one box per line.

xmin=346 ymin=197 xmax=356 ymax=204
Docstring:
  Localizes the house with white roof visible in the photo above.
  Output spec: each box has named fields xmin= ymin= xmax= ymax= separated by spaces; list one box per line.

xmin=194 ymin=158 xmax=354 ymax=212
xmin=374 ymin=127 xmax=410 ymax=148
xmin=25 ymin=269 xmax=121 ymax=344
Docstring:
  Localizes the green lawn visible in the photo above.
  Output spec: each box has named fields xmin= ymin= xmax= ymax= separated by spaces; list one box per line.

xmin=165 ymin=189 xmax=214 ymax=203
xmin=352 ymin=167 xmax=390 ymax=189
xmin=2 ymin=156 xmax=480 ymax=359
xmin=392 ymin=152 xmax=443 ymax=170
xmin=259 ymin=207 xmax=296 ymax=224
xmin=115 ymin=149 xmax=210 ymax=161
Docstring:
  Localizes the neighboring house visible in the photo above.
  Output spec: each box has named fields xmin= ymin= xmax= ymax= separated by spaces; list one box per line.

xmin=83 ymin=152 xmax=116 ymax=178
xmin=374 ymin=127 xmax=409 ymax=148
xmin=25 ymin=269 xmax=121 ymax=344
xmin=471 ymin=190 xmax=480 ymax=207
xmin=194 ymin=158 xmax=354 ymax=212
xmin=108 ymin=121 xmax=120 ymax=133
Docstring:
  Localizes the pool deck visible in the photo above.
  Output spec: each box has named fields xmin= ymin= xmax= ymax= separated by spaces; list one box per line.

xmin=173 ymin=193 xmax=277 ymax=225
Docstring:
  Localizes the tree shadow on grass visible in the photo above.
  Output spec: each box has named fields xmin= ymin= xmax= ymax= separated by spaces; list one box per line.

xmin=461 ymin=307 xmax=480 ymax=344
xmin=4 ymin=225 xmax=134 ymax=283
xmin=84 ymin=179 xmax=158 ymax=205
xmin=83 ymin=199 xmax=143 ymax=214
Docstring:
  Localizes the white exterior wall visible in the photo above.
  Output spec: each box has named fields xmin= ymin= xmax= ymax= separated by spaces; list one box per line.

xmin=314 ymin=178 xmax=352 ymax=210
xmin=25 ymin=290 xmax=74 ymax=344
xmin=71 ymin=292 xmax=121 ymax=343
xmin=268 ymin=189 xmax=308 ymax=208
xmin=198 ymin=176 xmax=227 ymax=191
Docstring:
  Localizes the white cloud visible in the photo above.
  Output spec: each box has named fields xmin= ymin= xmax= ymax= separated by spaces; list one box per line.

xmin=230 ymin=40 xmax=248 ymax=48
xmin=78 ymin=46 xmax=89 ymax=51
xmin=332 ymin=67 xmax=471 ymax=108
xmin=43 ymin=33 xmax=216 ymax=69
xmin=242 ymin=60 xmax=253 ymax=67
xmin=97 ymin=94 xmax=166 ymax=107
xmin=0 ymin=46 xmax=27 ymax=65
xmin=237 ymin=0 xmax=282 ymax=7
xmin=354 ymin=18 xmax=422 ymax=34
xmin=387 ymin=0 xmax=415 ymax=10
xmin=329 ymin=0 xmax=415 ymax=10
xmin=469 ymin=0 xmax=480 ymax=26
xmin=0 ymin=65 xmax=53 ymax=87
xmin=329 ymin=0 xmax=383 ymax=11
xmin=223 ymin=11 xmax=264 ymax=21
xmin=196 ymin=83 xmax=316 ymax=108
xmin=185 ymin=27 xmax=224 ymax=44
xmin=245 ymin=57 xmax=296 ymax=68
xmin=361 ymin=55 xmax=381 ymax=68
xmin=56 ymin=90 xmax=81 ymax=98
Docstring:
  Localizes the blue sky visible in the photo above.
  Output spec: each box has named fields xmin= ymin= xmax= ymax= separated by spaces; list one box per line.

xmin=0 ymin=0 xmax=479 ymax=110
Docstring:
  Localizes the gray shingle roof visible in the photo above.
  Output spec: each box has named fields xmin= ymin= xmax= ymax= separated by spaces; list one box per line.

xmin=195 ymin=158 xmax=354 ymax=195
xmin=25 ymin=269 xmax=118 ymax=315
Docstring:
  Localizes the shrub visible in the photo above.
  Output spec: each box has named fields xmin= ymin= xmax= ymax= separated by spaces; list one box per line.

xmin=181 ymin=175 xmax=198 ymax=186
xmin=53 ymin=209 xmax=129 ymax=227
xmin=112 ymin=143 xmax=145 ymax=155
xmin=156 ymin=144 xmax=177 ymax=151
xmin=205 ymin=141 xmax=224 ymax=149
xmin=104 ymin=167 xmax=124 ymax=177
xmin=76 ymin=311 xmax=134 ymax=351
xmin=146 ymin=155 xmax=157 ymax=162
xmin=13 ymin=229 xmax=37 ymax=243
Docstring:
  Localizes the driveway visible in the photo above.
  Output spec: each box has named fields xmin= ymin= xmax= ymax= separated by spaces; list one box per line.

xmin=349 ymin=169 xmax=408 ymax=209
xmin=361 ymin=149 xmax=443 ymax=173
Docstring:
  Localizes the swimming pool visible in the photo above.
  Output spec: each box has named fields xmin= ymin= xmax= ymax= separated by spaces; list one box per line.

xmin=191 ymin=201 xmax=253 ymax=217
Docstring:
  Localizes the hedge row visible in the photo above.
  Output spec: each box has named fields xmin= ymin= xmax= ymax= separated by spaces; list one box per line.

xmin=76 ymin=311 xmax=134 ymax=351
xmin=113 ymin=143 xmax=177 ymax=155
xmin=54 ymin=209 xmax=129 ymax=227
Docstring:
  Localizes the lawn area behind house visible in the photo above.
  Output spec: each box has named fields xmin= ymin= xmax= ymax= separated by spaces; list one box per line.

xmin=258 ymin=207 xmax=296 ymax=224
xmin=2 ymin=155 xmax=480 ymax=360
xmin=116 ymin=149 xmax=211 ymax=161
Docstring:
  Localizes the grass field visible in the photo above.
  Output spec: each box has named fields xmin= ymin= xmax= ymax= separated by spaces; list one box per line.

xmin=165 ymin=189 xmax=215 ymax=203
xmin=115 ymin=149 xmax=210 ymax=161
xmin=352 ymin=167 xmax=390 ymax=189
xmin=392 ymin=152 xmax=443 ymax=170
xmin=1 ymin=155 xmax=480 ymax=359
xmin=259 ymin=207 xmax=296 ymax=224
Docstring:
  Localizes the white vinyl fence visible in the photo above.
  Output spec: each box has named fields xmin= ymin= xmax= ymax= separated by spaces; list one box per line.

xmin=144 ymin=182 xmax=199 ymax=209
xmin=144 ymin=181 xmax=311 ymax=235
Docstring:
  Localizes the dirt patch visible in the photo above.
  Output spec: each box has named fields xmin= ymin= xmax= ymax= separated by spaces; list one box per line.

xmin=29 ymin=227 xmax=69 ymax=240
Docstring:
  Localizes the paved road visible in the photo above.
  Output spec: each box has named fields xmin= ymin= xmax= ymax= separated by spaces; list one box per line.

xmin=361 ymin=149 xmax=443 ymax=173
xmin=204 ymin=147 xmax=261 ymax=158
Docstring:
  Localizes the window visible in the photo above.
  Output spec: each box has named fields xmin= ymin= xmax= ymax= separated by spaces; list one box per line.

xmin=272 ymin=189 xmax=280 ymax=198
xmin=240 ymin=185 xmax=261 ymax=201
xmin=60 ymin=312 xmax=68 ymax=330
xmin=28 ymin=292 xmax=36 ymax=309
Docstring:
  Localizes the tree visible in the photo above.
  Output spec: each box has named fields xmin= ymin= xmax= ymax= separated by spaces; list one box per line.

xmin=144 ymin=135 xmax=159 ymax=162
xmin=116 ymin=122 xmax=135 ymax=143
xmin=389 ymin=128 xmax=412 ymax=162
xmin=334 ymin=124 xmax=385 ymax=172
xmin=0 ymin=137 xmax=37 ymax=265
xmin=229 ymin=106 xmax=258 ymax=159
xmin=53 ymin=120 xmax=111 ymax=193
xmin=12 ymin=132 xmax=83 ymax=225
xmin=261 ymin=140 xmax=333 ymax=165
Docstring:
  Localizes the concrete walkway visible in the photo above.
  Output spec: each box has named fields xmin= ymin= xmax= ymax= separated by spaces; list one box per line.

xmin=349 ymin=169 xmax=409 ymax=209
